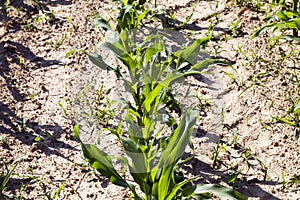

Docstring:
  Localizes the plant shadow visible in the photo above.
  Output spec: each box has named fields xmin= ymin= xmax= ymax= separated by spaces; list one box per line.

xmin=181 ymin=152 xmax=281 ymax=199
xmin=0 ymin=40 xmax=62 ymax=102
xmin=0 ymin=102 xmax=78 ymax=161
xmin=0 ymin=40 xmax=75 ymax=161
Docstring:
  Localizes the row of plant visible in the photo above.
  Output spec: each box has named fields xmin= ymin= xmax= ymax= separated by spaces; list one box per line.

xmin=73 ymin=0 xmax=248 ymax=199
xmin=250 ymin=0 xmax=300 ymax=134
xmin=225 ymin=0 xmax=300 ymax=133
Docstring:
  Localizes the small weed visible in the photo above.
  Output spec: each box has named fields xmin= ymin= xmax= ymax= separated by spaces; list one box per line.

xmin=251 ymin=0 xmax=300 ymax=42
xmin=94 ymin=85 xmax=115 ymax=126
xmin=222 ymin=70 xmax=244 ymax=88
xmin=239 ymin=71 xmax=269 ymax=96
xmin=0 ymin=135 xmax=7 ymax=144
xmin=211 ymin=136 xmax=226 ymax=169
xmin=15 ymin=118 xmax=28 ymax=132
xmin=31 ymin=0 xmax=49 ymax=13
xmin=18 ymin=56 xmax=25 ymax=68
xmin=273 ymin=100 xmax=300 ymax=137
xmin=213 ymin=128 xmax=268 ymax=183
xmin=12 ymin=183 xmax=25 ymax=200
xmin=66 ymin=16 xmax=79 ymax=32
xmin=53 ymin=33 xmax=68 ymax=49
xmin=21 ymin=19 xmax=37 ymax=31
xmin=27 ymin=92 xmax=38 ymax=100
xmin=59 ymin=99 xmax=72 ymax=116
xmin=229 ymin=19 xmax=242 ymax=37
xmin=46 ymin=181 xmax=65 ymax=200
xmin=0 ymin=0 xmax=11 ymax=20
xmin=0 ymin=159 xmax=18 ymax=195
xmin=45 ymin=33 xmax=68 ymax=49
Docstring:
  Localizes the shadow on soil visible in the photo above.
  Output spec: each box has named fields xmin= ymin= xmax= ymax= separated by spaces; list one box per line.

xmin=0 ymin=40 xmax=62 ymax=71
xmin=0 ymin=102 xmax=78 ymax=161
xmin=49 ymin=0 xmax=72 ymax=6
xmin=0 ymin=176 xmax=66 ymax=199
xmin=0 ymin=40 xmax=75 ymax=160
xmin=183 ymin=154 xmax=281 ymax=199
xmin=183 ymin=133 xmax=281 ymax=200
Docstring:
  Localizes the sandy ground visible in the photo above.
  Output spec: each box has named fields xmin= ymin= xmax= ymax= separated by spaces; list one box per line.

xmin=0 ymin=0 xmax=299 ymax=199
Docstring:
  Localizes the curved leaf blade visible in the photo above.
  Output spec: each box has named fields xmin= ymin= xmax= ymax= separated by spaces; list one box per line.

xmin=94 ymin=17 xmax=112 ymax=31
xmin=182 ymin=184 xmax=247 ymax=200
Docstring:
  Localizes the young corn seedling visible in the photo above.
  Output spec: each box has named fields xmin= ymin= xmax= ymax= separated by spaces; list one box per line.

xmin=66 ymin=16 xmax=79 ymax=32
xmin=251 ymin=0 xmax=300 ymax=42
xmin=273 ymin=100 xmax=300 ymax=137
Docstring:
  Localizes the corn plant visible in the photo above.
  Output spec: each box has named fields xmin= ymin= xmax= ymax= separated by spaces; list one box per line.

xmin=251 ymin=0 xmax=300 ymax=42
xmin=74 ymin=23 xmax=246 ymax=199
xmin=94 ymin=0 xmax=152 ymax=34
xmin=74 ymin=0 xmax=246 ymax=198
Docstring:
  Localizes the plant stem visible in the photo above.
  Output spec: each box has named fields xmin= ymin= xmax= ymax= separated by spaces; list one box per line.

xmin=293 ymin=0 xmax=299 ymax=37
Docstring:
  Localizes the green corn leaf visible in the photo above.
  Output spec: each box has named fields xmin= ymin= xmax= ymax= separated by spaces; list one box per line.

xmin=74 ymin=125 xmax=131 ymax=189
xmin=251 ymin=17 xmax=300 ymax=39
xmin=155 ymin=110 xmax=199 ymax=199
xmin=294 ymin=104 xmax=300 ymax=115
xmin=119 ymin=137 xmax=148 ymax=174
xmin=282 ymin=35 xmax=300 ymax=42
xmin=277 ymin=11 xmax=290 ymax=21
xmin=80 ymin=144 xmax=141 ymax=198
xmin=272 ymin=116 xmax=296 ymax=126
xmin=181 ymin=184 xmax=247 ymax=200
xmin=143 ymin=70 xmax=201 ymax=112
xmin=118 ymin=136 xmax=150 ymax=194
xmin=156 ymin=164 xmax=174 ymax=199
xmin=165 ymin=177 xmax=196 ymax=200
xmin=173 ymin=35 xmax=211 ymax=65
xmin=65 ymin=49 xmax=76 ymax=58
xmin=120 ymin=135 xmax=142 ymax=153
xmin=130 ymin=170 xmax=151 ymax=195
xmin=88 ymin=53 xmax=122 ymax=78
xmin=159 ymin=109 xmax=199 ymax=168
xmin=123 ymin=0 xmax=132 ymax=6
xmin=251 ymin=22 xmax=280 ymax=39
xmin=82 ymin=143 xmax=129 ymax=187
xmin=285 ymin=18 xmax=300 ymax=30
xmin=277 ymin=11 xmax=298 ymax=21
xmin=137 ymin=9 xmax=150 ymax=25
xmin=98 ymin=41 xmax=126 ymax=59
xmin=144 ymin=39 xmax=164 ymax=64
xmin=74 ymin=124 xmax=80 ymax=140
xmin=98 ymin=40 xmax=136 ymax=72
xmin=94 ymin=17 xmax=112 ymax=31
